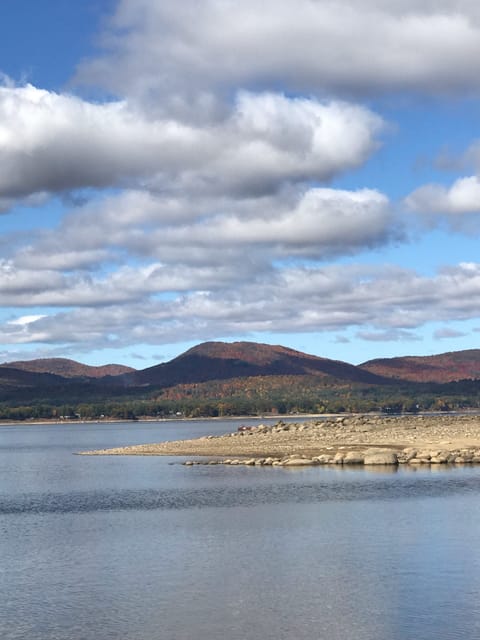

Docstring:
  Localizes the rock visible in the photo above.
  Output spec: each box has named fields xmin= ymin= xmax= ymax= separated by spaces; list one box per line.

xmin=430 ymin=451 xmax=450 ymax=463
xmin=333 ymin=452 xmax=345 ymax=464
xmin=343 ymin=451 xmax=365 ymax=464
xmin=416 ymin=451 xmax=432 ymax=460
xmin=283 ymin=458 xmax=315 ymax=466
xmin=402 ymin=448 xmax=417 ymax=461
xmin=364 ymin=449 xmax=398 ymax=465
xmin=315 ymin=454 xmax=333 ymax=464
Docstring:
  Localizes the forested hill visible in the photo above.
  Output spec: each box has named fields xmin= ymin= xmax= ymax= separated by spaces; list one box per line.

xmin=1 ymin=343 xmax=480 ymax=420
xmin=119 ymin=341 xmax=390 ymax=387
xmin=361 ymin=349 xmax=480 ymax=383
xmin=2 ymin=344 xmax=480 ymax=393
xmin=0 ymin=358 xmax=135 ymax=379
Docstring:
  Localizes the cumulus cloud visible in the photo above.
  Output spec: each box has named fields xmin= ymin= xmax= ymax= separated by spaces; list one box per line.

xmin=6 ymin=183 xmax=397 ymax=277
xmin=0 ymin=83 xmax=208 ymax=200
xmin=406 ymin=176 xmax=480 ymax=215
xmin=77 ymin=0 xmax=480 ymax=111
xmin=0 ymin=84 xmax=382 ymax=206
xmin=117 ymin=187 xmax=397 ymax=261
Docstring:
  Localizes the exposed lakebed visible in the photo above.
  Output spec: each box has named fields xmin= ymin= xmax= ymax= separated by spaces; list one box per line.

xmin=85 ymin=413 xmax=480 ymax=468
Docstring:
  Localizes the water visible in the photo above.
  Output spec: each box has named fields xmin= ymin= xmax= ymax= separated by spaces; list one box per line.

xmin=1 ymin=419 xmax=480 ymax=640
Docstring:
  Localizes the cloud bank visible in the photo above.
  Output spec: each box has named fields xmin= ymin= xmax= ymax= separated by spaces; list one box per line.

xmin=2 ymin=262 xmax=480 ymax=350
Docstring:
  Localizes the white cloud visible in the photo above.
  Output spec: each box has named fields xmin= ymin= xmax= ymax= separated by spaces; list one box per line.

xmin=0 ymin=84 xmax=382 ymax=207
xmin=6 ymin=182 xmax=397 ymax=277
xmin=2 ymin=262 xmax=480 ymax=349
xmin=3 ymin=1 xmax=480 ymax=361
xmin=0 ymin=83 xmax=204 ymax=199
xmin=8 ymin=315 xmax=47 ymax=326
xmin=406 ymin=176 xmax=480 ymax=215
xmin=148 ymin=188 xmax=396 ymax=259
xmin=77 ymin=0 xmax=480 ymax=110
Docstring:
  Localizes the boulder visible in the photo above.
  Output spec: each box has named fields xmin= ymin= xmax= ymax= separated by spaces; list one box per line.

xmin=315 ymin=454 xmax=333 ymax=464
xmin=283 ymin=458 xmax=315 ymax=466
xmin=343 ymin=451 xmax=365 ymax=464
xmin=363 ymin=449 xmax=398 ymax=465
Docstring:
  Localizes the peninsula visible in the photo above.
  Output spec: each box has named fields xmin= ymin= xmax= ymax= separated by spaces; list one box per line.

xmin=83 ymin=413 xmax=480 ymax=467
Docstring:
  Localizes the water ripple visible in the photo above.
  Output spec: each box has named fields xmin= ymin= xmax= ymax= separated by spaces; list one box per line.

xmin=2 ymin=473 xmax=480 ymax=515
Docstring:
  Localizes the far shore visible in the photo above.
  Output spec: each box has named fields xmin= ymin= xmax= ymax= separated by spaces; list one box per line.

xmin=81 ymin=413 xmax=480 ymax=467
xmin=0 ymin=413 xmax=329 ymax=428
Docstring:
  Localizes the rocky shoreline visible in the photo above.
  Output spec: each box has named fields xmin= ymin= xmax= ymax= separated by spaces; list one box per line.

xmin=82 ymin=413 xmax=480 ymax=467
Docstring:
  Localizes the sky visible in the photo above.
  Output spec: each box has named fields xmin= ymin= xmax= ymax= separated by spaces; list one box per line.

xmin=1 ymin=0 xmax=480 ymax=368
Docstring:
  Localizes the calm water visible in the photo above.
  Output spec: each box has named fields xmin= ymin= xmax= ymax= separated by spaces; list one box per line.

xmin=1 ymin=419 xmax=480 ymax=640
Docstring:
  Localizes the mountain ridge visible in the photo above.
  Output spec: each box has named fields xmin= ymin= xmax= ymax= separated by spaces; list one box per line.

xmin=0 ymin=358 xmax=135 ymax=379
xmin=1 ymin=344 xmax=479 ymax=397
xmin=360 ymin=349 xmax=480 ymax=383
xmin=121 ymin=341 xmax=390 ymax=387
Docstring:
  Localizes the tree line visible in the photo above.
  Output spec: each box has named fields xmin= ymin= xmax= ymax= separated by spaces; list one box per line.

xmin=1 ymin=376 xmax=480 ymax=421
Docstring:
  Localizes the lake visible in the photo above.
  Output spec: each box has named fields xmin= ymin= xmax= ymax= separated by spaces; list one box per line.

xmin=1 ymin=418 xmax=480 ymax=640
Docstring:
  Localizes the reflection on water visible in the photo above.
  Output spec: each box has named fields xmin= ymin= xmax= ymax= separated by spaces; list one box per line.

xmin=1 ymin=420 xmax=480 ymax=640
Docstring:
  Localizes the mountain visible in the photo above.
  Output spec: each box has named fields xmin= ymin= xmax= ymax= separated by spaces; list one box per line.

xmin=360 ymin=349 xmax=480 ymax=383
xmin=1 ymin=358 xmax=135 ymax=379
xmin=0 ymin=366 xmax=66 ymax=389
xmin=1 ymin=342 xmax=480 ymax=417
xmin=2 ymin=344 xmax=480 ymax=394
xmin=120 ymin=341 xmax=390 ymax=387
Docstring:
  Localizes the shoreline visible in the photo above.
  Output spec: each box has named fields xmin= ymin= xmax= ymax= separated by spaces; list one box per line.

xmin=81 ymin=414 xmax=480 ymax=466
xmin=0 ymin=413 xmax=331 ymax=428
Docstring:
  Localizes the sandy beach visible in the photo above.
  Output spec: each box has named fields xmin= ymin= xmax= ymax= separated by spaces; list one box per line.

xmin=82 ymin=414 xmax=480 ymax=466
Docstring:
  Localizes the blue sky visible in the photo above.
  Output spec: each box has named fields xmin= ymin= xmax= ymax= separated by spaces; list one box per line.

xmin=1 ymin=0 xmax=480 ymax=367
